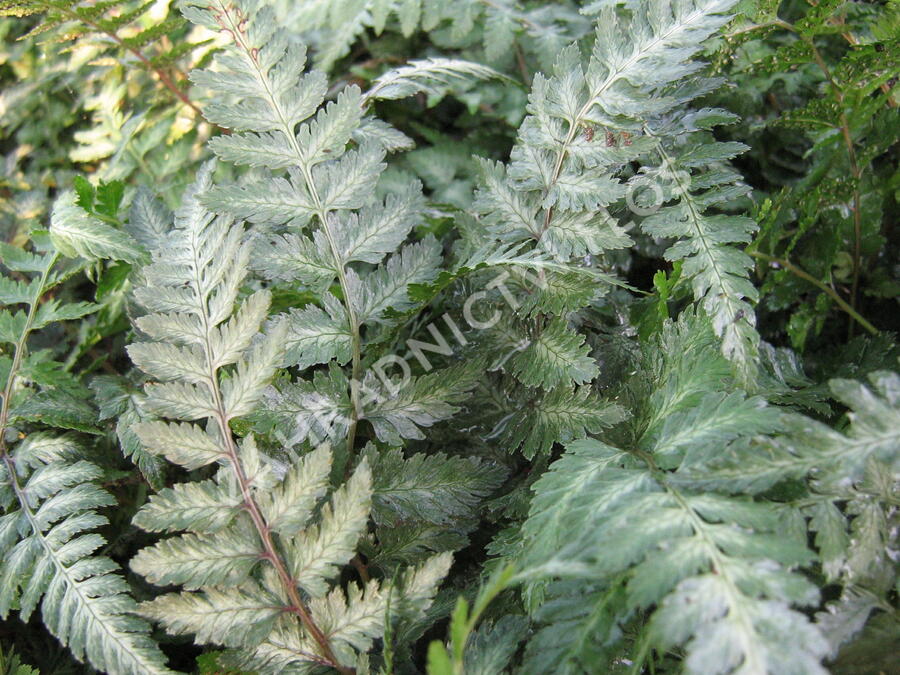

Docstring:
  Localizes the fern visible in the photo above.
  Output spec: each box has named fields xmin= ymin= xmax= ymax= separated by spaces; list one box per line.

xmin=126 ymin=163 xmax=450 ymax=673
xmin=0 ymin=0 xmax=217 ymax=198
xmin=0 ymin=645 xmax=39 ymax=675
xmin=119 ymin=6 xmax=520 ymax=668
xmin=472 ymin=0 xmax=761 ymax=384
xmin=4 ymin=0 xmax=898 ymax=670
xmin=677 ymin=367 xmax=900 ymax=656
xmin=516 ymin=315 xmax=828 ymax=674
xmin=363 ymin=57 xmax=509 ymax=103
xmin=0 ymin=235 xmax=172 ymax=674
xmin=405 ymin=0 xmax=766 ymax=484
xmin=721 ymin=2 xmax=900 ymax=351
xmin=91 ymin=374 xmax=166 ymax=490
xmin=185 ymin=0 xmax=440 ymax=425
xmin=50 ymin=189 xmax=145 ymax=264
xmin=514 ymin=309 xmax=899 ymax=673
xmin=184 ymin=0 xmax=499 ymax=536
xmin=500 ymin=384 xmax=628 ymax=460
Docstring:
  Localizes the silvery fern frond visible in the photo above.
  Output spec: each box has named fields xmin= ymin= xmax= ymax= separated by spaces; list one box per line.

xmin=676 ymin=368 xmax=900 ymax=632
xmin=640 ymin=111 xmax=759 ymax=381
xmin=0 ymin=239 xmax=172 ymax=674
xmin=362 ymin=57 xmax=508 ymax=103
xmin=127 ymin=166 xmax=450 ymax=673
xmin=184 ymin=0 xmax=429 ymax=373
xmin=473 ymin=0 xmax=761 ymax=381
xmin=0 ymin=437 xmax=174 ymax=675
xmin=50 ymin=191 xmax=146 ymax=263
xmin=676 ymin=369 xmax=900 ymax=495
xmin=183 ymin=0 xmax=485 ymax=470
xmin=517 ymin=315 xmax=829 ymax=674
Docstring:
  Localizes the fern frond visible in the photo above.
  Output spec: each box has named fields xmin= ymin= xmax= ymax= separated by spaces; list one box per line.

xmin=351 ymin=446 xmax=506 ymax=571
xmin=0 ymin=237 xmax=172 ymax=674
xmin=364 ymin=447 xmax=505 ymax=528
xmin=640 ymin=122 xmax=759 ymax=381
xmin=132 ymin=468 xmax=241 ymax=534
xmin=502 ymin=385 xmax=627 ymax=460
xmin=676 ymin=369 xmax=900 ymax=494
xmin=275 ymin=0 xmax=587 ymax=72
xmin=676 ymin=367 xmax=900 ymax=605
xmin=473 ymin=0 xmax=761 ymax=380
xmin=187 ymin=0 xmax=474 ymax=467
xmin=349 ymin=237 xmax=443 ymax=325
xmin=517 ymin=315 xmax=828 ymax=674
xmin=91 ymin=375 xmax=166 ymax=489
xmin=127 ymin=165 xmax=450 ymax=672
xmin=363 ymin=57 xmax=509 ymax=103
xmin=50 ymin=190 xmax=145 ymax=263
xmin=256 ymin=364 xmax=353 ymax=448
xmin=0 ymin=446 xmax=175 ymax=675
xmin=508 ymin=318 xmax=599 ymax=390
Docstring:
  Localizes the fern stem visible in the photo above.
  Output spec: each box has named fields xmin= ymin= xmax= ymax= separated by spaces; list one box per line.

xmin=214 ymin=412 xmax=350 ymax=672
xmin=751 ymin=252 xmax=878 ymax=335
xmin=628 ymin=631 xmax=653 ymax=675
xmin=212 ymin=0 xmax=364 ymax=465
xmin=191 ymin=256 xmax=349 ymax=674
xmin=203 ymin=7 xmax=360 ymax=669
xmin=199 ymin=285 xmax=350 ymax=673
xmin=351 ymin=553 xmax=371 ymax=582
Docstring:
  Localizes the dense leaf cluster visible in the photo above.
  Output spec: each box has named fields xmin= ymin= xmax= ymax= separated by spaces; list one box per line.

xmin=0 ymin=0 xmax=897 ymax=673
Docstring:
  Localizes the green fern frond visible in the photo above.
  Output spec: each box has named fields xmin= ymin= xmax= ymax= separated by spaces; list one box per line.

xmin=516 ymin=315 xmax=828 ymax=673
xmin=365 ymin=447 xmax=505 ymax=527
xmin=91 ymin=375 xmax=166 ymax=489
xmin=50 ymin=190 xmax=145 ymax=263
xmin=508 ymin=318 xmax=599 ymax=390
xmin=675 ymin=367 xmax=900 ymax=617
xmin=0 ymin=237 xmax=172 ymax=674
xmin=472 ymin=0 xmax=761 ymax=381
xmin=0 ymin=441 xmax=175 ymax=675
xmin=501 ymin=385 xmax=627 ymax=460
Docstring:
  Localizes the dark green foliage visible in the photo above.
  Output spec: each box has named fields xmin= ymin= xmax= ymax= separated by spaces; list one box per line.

xmin=712 ymin=0 xmax=899 ymax=349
